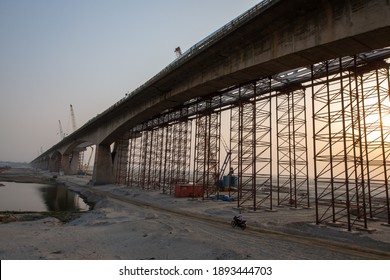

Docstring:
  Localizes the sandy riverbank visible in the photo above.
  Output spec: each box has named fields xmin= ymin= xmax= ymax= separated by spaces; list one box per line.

xmin=0 ymin=167 xmax=389 ymax=260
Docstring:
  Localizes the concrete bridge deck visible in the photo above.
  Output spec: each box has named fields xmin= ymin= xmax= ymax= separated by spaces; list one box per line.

xmin=31 ymin=0 xmax=390 ymax=231
xmin=32 ymin=0 xmax=390 ymax=183
xmin=34 ymin=0 xmax=390 ymax=145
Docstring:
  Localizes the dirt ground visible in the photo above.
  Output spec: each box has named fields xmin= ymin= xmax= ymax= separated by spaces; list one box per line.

xmin=0 ymin=168 xmax=389 ymax=260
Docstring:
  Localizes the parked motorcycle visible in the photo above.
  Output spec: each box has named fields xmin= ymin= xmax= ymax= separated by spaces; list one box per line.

xmin=231 ymin=215 xmax=246 ymax=230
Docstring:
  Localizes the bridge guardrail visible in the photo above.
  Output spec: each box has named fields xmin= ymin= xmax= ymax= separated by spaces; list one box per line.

xmin=78 ymin=0 xmax=275 ymax=134
xmin=128 ymin=0 xmax=274 ymax=99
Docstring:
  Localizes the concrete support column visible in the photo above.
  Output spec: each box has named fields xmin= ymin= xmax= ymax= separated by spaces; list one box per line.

xmin=92 ymin=144 xmax=114 ymax=185
xmin=44 ymin=157 xmax=50 ymax=170
xmin=48 ymin=157 xmax=55 ymax=172
xmin=70 ymin=152 xmax=80 ymax=174
xmin=49 ymin=153 xmax=61 ymax=173
xmin=61 ymin=152 xmax=80 ymax=175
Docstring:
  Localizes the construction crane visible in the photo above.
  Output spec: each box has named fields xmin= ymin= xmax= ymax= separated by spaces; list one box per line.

xmin=174 ymin=46 xmax=182 ymax=58
xmin=70 ymin=104 xmax=77 ymax=132
xmin=218 ymin=136 xmax=231 ymax=182
xmin=58 ymin=120 xmax=65 ymax=140
xmin=209 ymin=136 xmax=233 ymax=200
xmin=80 ymin=146 xmax=94 ymax=175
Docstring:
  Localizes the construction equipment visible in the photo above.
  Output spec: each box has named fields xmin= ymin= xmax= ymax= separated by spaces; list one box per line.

xmin=211 ymin=135 xmax=233 ymax=194
xmin=70 ymin=104 xmax=77 ymax=132
xmin=80 ymin=146 xmax=94 ymax=175
xmin=174 ymin=47 xmax=182 ymax=58
xmin=58 ymin=120 xmax=65 ymax=140
xmin=208 ymin=136 xmax=234 ymax=200
xmin=218 ymin=136 xmax=231 ymax=182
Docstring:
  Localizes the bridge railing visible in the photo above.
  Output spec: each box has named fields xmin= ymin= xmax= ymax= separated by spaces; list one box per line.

xmin=80 ymin=0 xmax=275 ymax=133
xmin=128 ymin=0 xmax=274 ymax=99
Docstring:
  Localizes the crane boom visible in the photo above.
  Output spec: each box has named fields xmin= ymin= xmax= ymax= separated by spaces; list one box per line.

xmin=70 ymin=104 xmax=77 ymax=132
xmin=218 ymin=135 xmax=231 ymax=181
xmin=58 ymin=120 xmax=65 ymax=140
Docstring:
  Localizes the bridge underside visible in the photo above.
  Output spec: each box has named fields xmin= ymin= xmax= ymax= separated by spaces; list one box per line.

xmin=109 ymin=48 xmax=390 ymax=231
xmin=31 ymin=48 xmax=390 ymax=231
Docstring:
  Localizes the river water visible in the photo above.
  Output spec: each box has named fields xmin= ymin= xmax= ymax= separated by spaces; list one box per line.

xmin=0 ymin=181 xmax=89 ymax=212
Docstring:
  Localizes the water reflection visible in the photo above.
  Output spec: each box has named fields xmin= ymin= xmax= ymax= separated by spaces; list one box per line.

xmin=39 ymin=184 xmax=89 ymax=212
xmin=0 ymin=182 xmax=89 ymax=212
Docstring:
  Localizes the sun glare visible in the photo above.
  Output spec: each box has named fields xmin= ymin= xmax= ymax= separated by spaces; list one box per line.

xmin=364 ymin=97 xmax=390 ymax=143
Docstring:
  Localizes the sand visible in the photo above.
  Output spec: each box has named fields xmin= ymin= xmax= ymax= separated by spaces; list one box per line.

xmin=0 ymin=168 xmax=390 ymax=260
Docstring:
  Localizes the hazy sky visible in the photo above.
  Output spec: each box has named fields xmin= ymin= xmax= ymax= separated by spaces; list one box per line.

xmin=0 ymin=0 xmax=259 ymax=162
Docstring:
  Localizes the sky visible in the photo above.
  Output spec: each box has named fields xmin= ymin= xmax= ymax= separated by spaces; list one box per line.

xmin=0 ymin=0 xmax=259 ymax=162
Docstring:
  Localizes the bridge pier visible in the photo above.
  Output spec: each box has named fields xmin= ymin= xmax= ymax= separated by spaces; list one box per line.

xmin=61 ymin=151 xmax=80 ymax=175
xmin=49 ymin=152 xmax=61 ymax=173
xmin=34 ymin=156 xmax=49 ymax=170
xmin=92 ymin=144 xmax=115 ymax=185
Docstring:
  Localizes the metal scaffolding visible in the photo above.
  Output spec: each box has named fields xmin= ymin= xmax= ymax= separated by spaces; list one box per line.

xmin=78 ymin=150 xmax=84 ymax=175
xmin=112 ymin=48 xmax=390 ymax=230
xmin=193 ymin=101 xmax=221 ymax=198
xmin=127 ymin=130 xmax=143 ymax=188
xmin=171 ymin=120 xmax=192 ymax=186
xmin=146 ymin=129 xmax=158 ymax=189
xmin=353 ymin=61 xmax=390 ymax=225
xmin=312 ymin=57 xmax=390 ymax=230
xmin=125 ymin=120 xmax=192 ymax=193
xmin=138 ymin=129 xmax=150 ymax=189
xmin=154 ymin=127 xmax=165 ymax=190
xmin=251 ymin=80 xmax=273 ymax=210
xmin=114 ymin=133 xmax=130 ymax=185
xmin=230 ymin=81 xmax=273 ymax=210
xmin=127 ymin=131 xmax=136 ymax=188
xmin=276 ymin=87 xmax=309 ymax=208
xmin=162 ymin=125 xmax=173 ymax=194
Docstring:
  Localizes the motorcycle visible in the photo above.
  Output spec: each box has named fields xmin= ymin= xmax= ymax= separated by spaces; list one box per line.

xmin=231 ymin=215 xmax=246 ymax=230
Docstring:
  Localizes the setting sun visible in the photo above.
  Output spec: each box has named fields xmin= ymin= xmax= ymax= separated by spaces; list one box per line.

xmin=364 ymin=96 xmax=390 ymax=143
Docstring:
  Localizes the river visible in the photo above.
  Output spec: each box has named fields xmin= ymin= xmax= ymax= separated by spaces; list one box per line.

xmin=0 ymin=181 xmax=89 ymax=212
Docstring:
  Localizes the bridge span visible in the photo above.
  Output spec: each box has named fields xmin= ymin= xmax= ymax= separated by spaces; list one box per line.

xmin=32 ymin=0 xmax=390 ymax=230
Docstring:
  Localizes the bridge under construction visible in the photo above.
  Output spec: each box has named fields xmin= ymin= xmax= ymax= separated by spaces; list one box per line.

xmin=113 ymin=49 xmax=390 ymax=232
xmin=32 ymin=0 xmax=390 ymax=231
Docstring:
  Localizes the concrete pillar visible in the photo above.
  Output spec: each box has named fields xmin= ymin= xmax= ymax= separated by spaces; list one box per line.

xmin=49 ymin=157 xmax=55 ymax=172
xmin=44 ymin=157 xmax=50 ymax=170
xmin=61 ymin=152 xmax=80 ymax=175
xmin=49 ymin=153 xmax=61 ymax=173
xmin=69 ymin=152 xmax=80 ymax=174
xmin=92 ymin=144 xmax=114 ymax=185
